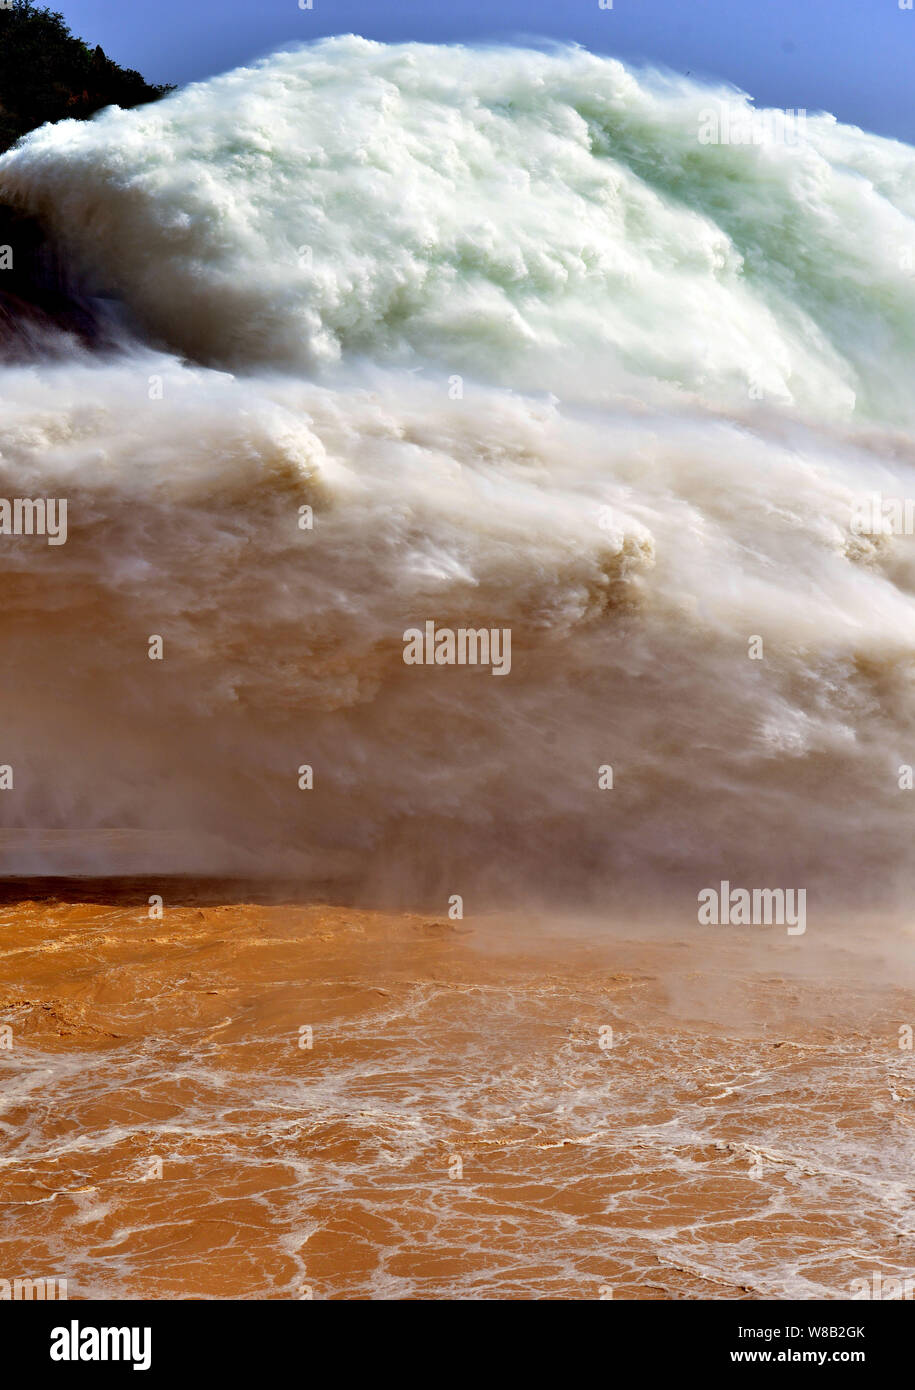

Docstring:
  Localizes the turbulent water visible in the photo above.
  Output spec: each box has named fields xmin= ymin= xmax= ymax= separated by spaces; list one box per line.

xmin=1 ymin=36 xmax=915 ymax=904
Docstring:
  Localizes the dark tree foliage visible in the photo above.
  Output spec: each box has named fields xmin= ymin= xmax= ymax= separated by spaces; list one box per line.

xmin=0 ymin=0 xmax=173 ymax=153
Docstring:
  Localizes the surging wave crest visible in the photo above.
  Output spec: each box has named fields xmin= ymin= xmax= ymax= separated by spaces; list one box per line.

xmin=0 ymin=38 xmax=914 ymax=904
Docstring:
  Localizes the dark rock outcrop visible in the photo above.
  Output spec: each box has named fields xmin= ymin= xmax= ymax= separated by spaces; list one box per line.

xmin=0 ymin=2 xmax=171 ymax=357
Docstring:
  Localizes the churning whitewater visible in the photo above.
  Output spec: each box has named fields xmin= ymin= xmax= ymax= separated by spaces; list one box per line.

xmin=0 ymin=37 xmax=914 ymax=900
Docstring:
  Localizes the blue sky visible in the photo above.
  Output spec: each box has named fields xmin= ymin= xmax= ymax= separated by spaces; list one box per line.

xmin=59 ymin=0 xmax=915 ymax=144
